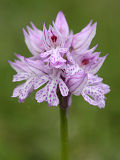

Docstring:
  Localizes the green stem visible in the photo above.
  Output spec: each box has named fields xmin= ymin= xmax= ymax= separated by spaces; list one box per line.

xmin=60 ymin=106 xmax=68 ymax=160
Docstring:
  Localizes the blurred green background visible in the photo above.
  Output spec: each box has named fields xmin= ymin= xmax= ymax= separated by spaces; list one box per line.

xmin=0 ymin=0 xmax=120 ymax=159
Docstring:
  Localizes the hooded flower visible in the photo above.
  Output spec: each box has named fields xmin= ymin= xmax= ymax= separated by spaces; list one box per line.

xmin=9 ymin=11 xmax=110 ymax=109
xmin=66 ymin=67 xmax=110 ymax=108
xmin=23 ymin=23 xmax=44 ymax=56
xmin=74 ymin=51 xmax=108 ymax=74
xmin=9 ymin=54 xmax=69 ymax=106
xmin=67 ymin=70 xmax=88 ymax=95
xmin=23 ymin=12 xmax=73 ymax=68
xmin=71 ymin=20 xmax=108 ymax=74
xmin=9 ymin=54 xmax=50 ymax=102
xmin=35 ymin=70 xmax=69 ymax=106
xmin=40 ymin=23 xmax=68 ymax=68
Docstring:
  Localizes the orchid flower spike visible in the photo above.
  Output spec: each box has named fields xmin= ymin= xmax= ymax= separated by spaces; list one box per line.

xmin=9 ymin=11 xmax=110 ymax=109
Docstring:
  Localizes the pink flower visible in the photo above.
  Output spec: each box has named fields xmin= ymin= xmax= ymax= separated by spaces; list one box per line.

xmin=67 ymin=70 xmax=88 ymax=95
xmin=74 ymin=51 xmax=108 ymax=74
xmin=23 ymin=22 xmax=44 ymax=56
xmin=9 ymin=11 xmax=110 ymax=108
xmin=55 ymin=11 xmax=69 ymax=39
xmin=35 ymin=71 xmax=69 ymax=106
xmin=9 ymin=54 xmax=69 ymax=106
xmin=9 ymin=54 xmax=50 ymax=102
xmin=23 ymin=12 xmax=73 ymax=68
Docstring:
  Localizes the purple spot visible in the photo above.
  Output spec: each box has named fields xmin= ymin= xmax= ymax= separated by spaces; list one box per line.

xmin=82 ymin=59 xmax=89 ymax=65
xmin=51 ymin=35 xmax=57 ymax=42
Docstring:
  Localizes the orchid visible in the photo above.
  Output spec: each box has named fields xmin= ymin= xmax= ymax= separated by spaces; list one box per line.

xmin=9 ymin=11 xmax=110 ymax=160
xmin=9 ymin=11 xmax=110 ymax=109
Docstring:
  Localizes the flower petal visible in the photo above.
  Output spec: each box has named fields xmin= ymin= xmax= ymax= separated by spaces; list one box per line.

xmin=59 ymin=79 xmax=69 ymax=96
xmin=12 ymin=84 xmax=24 ymax=98
xmin=13 ymin=72 xmax=32 ymax=82
xmin=8 ymin=55 xmax=30 ymax=73
xmin=44 ymin=50 xmax=66 ymax=68
xmin=55 ymin=11 xmax=69 ymax=38
xmin=34 ymin=76 xmax=49 ymax=89
xmin=23 ymin=24 xmax=44 ymax=56
xmin=12 ymin=78 xmax=34 ymax=101
xmin=18 ymin=78 xmax=34 ymax=100
xmin=89 ymin=54 xmax=108 ymax=74
xmin=36 ymin=79 xmax=59 ymax=106
xmin=42 ymin=24 xmax=51 ymax=50
xmin=67 ymin=71 xmax=88 ymax=95
xmin=82 ymin=85 xmax=106 ymax=108
xmin=82 ymin=92 xmax=98 ymax=106
xmin=47 ymin=80 xmax=59 ymax=106
xmin=72 ymin=21 xmax=97 ymax=50
xmin=35 ymin=86 xmax=47 ymax=103
xmin=88 ymin=74 xmax=103 ymax=85
xmin=8 ymin=60 xmax=25 ymax=73
xmin=24 ymin=58 xmax=50 ymax=75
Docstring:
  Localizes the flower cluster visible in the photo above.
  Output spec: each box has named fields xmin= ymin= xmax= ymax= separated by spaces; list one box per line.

xmin=9 ymin=11 xmax=110 ymax=108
